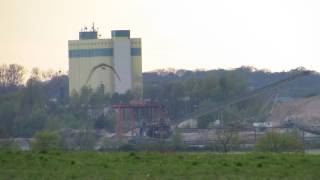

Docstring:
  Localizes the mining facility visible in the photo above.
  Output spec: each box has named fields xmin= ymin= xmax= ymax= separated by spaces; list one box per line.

xmin=68 ymin=25 xmax=142 ymax=97
xmin=68 ymin=26 xmax=320 ymax=151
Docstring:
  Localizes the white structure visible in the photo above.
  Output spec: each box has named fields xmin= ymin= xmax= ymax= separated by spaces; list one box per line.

xmin=253 ymin=122 xmax=273 ymax=128
xmin=68 ymin=27 xmax=142 ymax=97
xmin=178 ymin=119 xmax=198 ymax=128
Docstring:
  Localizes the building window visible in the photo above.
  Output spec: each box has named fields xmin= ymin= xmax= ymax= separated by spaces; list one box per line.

xmin=69 ymin=48 xmax=113 ymax=58
xmin=131 ymin=48 xmax=141 ymax=56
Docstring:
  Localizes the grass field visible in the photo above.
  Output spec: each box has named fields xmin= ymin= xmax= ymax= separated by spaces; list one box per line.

xmin=0 ymin=151 xmax=320 ymax=180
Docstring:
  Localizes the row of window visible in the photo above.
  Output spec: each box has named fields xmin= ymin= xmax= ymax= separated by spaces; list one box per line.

xmin=79 ymin=32 xmax=98 ymax=40
xmin=111 ymin=30 xmax=130 ymax=38
xmin=70 ymin=42 xmax=113 ymax=47
xmin=69 ymin=48 xmax=141 ymax=58
xmin=70 ymin=42 xmax=139 ymax=47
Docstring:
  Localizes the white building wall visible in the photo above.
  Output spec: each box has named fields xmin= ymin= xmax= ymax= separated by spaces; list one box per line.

xmin=113 ymin=39 xmax=132 ymax=94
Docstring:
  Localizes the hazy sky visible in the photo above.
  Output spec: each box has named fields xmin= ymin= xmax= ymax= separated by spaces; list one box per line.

xmin=1 ymin=0 xmax=320 ymax=72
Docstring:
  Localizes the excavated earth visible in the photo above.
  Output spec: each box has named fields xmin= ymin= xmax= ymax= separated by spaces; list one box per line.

xmin=267 ymin=96 xmax=320 ymax=133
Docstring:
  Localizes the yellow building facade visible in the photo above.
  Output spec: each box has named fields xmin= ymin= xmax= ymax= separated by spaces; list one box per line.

xmin=68 ymin=29 xmax=142 ymax=97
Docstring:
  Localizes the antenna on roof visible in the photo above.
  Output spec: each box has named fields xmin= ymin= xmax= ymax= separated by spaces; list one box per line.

xmin=92 ymin=22 xmax=96 ymax=32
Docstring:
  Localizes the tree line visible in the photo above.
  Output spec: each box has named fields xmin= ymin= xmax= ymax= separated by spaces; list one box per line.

xmin=0 ymin=64 xmax=317 ymax=138
xmin=0 ymin=64 xmax=121 ymax=138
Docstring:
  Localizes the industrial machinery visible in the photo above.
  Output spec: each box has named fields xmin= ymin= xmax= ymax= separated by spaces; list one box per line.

xmin=113 ymin=70 xmax=313 ymax=139
xmin=112 ymin=100 xmax=171 ymax=139
xmin=174 ymin=71 xmax=313 ymax=126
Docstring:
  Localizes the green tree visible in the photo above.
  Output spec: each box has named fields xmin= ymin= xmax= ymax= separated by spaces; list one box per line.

xmin=94 ymin=114 xmax=115 ymax=132
xmin=33 ymin=131 xmax=60 ymax=151
xmin=75 ymin=129 xmax=96 ymax=151
xmin=69 ymin=86 xmax=92 ymax=123
xmin=20 ymin=78 xmax=45 ymax=113
xmin=255 ymin=130 xmax=304 ymax=152
xmin=89 ymin=85 xmax=109 ymax=108
xmin=0 ymin=93 xmax=20 ymax=137
xmin=171 ymin=129 xmax=185 ymax=150
xmin=198 ymin=113 xmax=215 ymax=128
xmin=219 ymin=72 xmax=247 ymax=98
xmin=44 ymin=116 xmax=65 ymax=131
xmin=198 ymin=75 xmax=220 ymax=100
xmin=14 ymin=107 xmax=47 ymax=137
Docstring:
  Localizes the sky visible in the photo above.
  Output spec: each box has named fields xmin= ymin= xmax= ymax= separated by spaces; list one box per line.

xmin=1 ymin=0 xmax=320 ymax=72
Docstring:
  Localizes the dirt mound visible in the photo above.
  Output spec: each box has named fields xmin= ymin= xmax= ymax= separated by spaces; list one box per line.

xmin=268 ymin=96 xmax=320 ymax=130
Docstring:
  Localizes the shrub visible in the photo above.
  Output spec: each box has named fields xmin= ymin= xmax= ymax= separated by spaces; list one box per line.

xmin=135 ymin=141 xmax=173 ymax=152
xmin=118 ymin=144 xmax=135 ymax=151
xmin=0 ymin=139 xmax=20 ymax=151
xmin=171 ymin=129 xmax=185 ymax=151
xmin=33 ymin=131 xmax=60 ymax=151
xmin=75 ymin=129 xmax=96 ymax=151
xmin=255 ymin=130 xmax=303 ymax=152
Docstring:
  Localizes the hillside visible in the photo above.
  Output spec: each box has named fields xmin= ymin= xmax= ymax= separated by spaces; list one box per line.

xmin=143 ymin=67 xmax=320 ymax=98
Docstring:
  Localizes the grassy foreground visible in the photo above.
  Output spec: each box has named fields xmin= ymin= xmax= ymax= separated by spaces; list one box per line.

xmin=0 ymin=151 xmax=319 ymax=180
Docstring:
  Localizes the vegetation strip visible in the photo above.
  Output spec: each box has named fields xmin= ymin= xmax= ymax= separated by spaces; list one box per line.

xmin=0 ymin=151 xmax=319 ymax=179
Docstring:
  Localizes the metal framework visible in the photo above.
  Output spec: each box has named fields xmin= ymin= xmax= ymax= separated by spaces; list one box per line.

xmin=112 ymin=101 xmax=167 ymax=138
xmin=175 ymin=70 xmax=313 ymax=125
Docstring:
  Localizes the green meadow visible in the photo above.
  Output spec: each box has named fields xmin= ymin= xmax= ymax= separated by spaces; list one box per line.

xmin=0 ymin=151 xmax=319 ymax=180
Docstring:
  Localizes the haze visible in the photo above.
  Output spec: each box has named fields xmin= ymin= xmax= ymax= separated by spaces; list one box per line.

xmin=1 ymin=0 xmax=320 ymax=72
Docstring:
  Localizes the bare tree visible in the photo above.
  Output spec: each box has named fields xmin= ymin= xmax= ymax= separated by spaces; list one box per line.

xmin=0 ymin=64 xmax=7 ymax=87
xmin=30 ymin=67 xmax=41 ymax=81
xmin=41 ymin=69 xmax=56 ymax=81
xmin=0 ymin=64 xmax=25 ymax=89
xmin=215 ymin=127 xmax=240 ymax=153
xmin=6 ymin=64 xmax=25 ymax=86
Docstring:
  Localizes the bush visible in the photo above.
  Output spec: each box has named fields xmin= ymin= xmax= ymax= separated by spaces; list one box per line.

xmin=0 ymin=139 xmax=20 ymax=151
xmin=33 ymin=131 xmax=60 ymax=151
xmin=171 ymin=130 xmax=186 ymax=151
xmin=94 ymin=114 xmax=115 ymax=132
xmin=135 ymin=143 xmax=166 ymax=152
xmin=255 ymin=130 xmax=303 ymax=152
xmin=118 ymin=144 xmax=135 ymax=151
xmin=75 ymin=130 xmax=97 ymax=151
xmin=198 ymin=114 xmax=213 ymax=129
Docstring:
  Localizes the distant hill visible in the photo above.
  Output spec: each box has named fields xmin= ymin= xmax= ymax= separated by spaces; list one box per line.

xmin=143 ymin=66 xmax=320 ymax=98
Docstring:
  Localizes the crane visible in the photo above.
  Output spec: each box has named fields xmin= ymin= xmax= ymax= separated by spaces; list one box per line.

xmin=130 ymin=70 xmax=313 ymax=139
xmin=174 ymin=70 xmax=313 ymax=126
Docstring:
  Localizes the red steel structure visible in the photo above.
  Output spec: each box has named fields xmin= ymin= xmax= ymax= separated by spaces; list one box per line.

xmin=112 ymin=101 xmax=167 ymax=138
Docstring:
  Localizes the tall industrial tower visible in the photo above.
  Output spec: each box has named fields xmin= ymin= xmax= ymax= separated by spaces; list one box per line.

xmin=68 ymin=26 xmax=142 ymax=98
